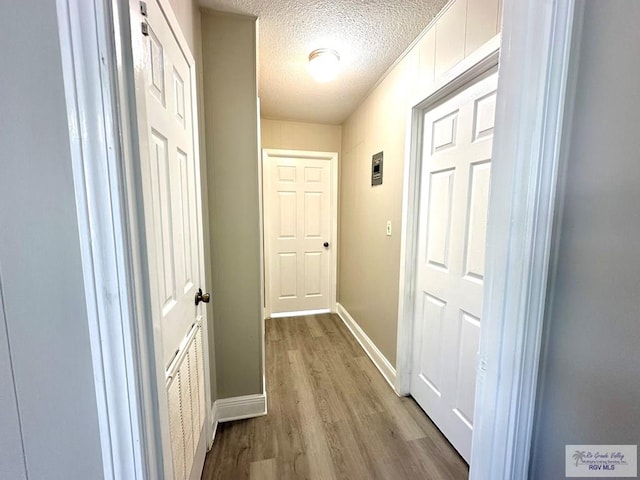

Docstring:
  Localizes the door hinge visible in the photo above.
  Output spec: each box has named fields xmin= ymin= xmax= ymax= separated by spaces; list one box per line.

xmin=140 ymin=1 xmax=149 ymax=35
xmin=477 ymin=354 xmax=488 ymax=381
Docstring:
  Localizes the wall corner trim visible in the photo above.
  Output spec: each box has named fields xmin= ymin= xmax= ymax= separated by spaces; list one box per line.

xmin=213 ymin=393 xmax=267 ymax=427
xmin=336 ymin=303 xmax=399 ymax=396
xmin=208 ymin=402 xmax=219 ymax=449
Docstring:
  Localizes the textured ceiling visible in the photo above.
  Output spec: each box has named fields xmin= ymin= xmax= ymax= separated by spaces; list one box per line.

xmin=199 ymin=0 xmax=448 ymax=124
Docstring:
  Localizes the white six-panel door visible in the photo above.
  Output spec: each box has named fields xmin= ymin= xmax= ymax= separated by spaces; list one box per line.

xmin=144 ymin=2 xmax=199 ymax=366
xmin=263 ymin=150 xmax=337 ymax=316
xmin=139 ymin=2 xmax=207 ymax=479
xmin=411 ymin=71 xmax=498 ymax=463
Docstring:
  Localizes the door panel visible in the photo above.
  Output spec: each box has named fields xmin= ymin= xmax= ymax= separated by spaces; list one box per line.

xmin=304 ymin=192 xmax=322 ymax=237
xmin=264 ymin=153 xmax=334 ymax=315
xmin=426 ymin=168 xmax=455 ymax=269
xmin=278 ymin=192 xmax=297 ymax=237
xmin=304 ymin=252 xmax=322 ymax=296
xmin=278 ymin=253 xmax=297 ymax=298
xmin=411 ymin=71 xmax=498 ymax=463
xmin=144 ymin=0 xmax=197 ymax=366
xmin=140 ymin=2 xmax=207 ymax=479
xmin=464 ymin=161 xmax=491 ymax=280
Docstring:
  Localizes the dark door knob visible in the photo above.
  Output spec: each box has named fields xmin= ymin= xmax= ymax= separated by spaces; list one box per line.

xmin=195 ymin=288 xmax=211 ymax=306
xmin=323 ymin=242 xmax=329 ymax=248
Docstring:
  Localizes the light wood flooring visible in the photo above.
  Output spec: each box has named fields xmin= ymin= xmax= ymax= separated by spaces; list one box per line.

xmin=202 ymin=314 xmax=468 ymax=479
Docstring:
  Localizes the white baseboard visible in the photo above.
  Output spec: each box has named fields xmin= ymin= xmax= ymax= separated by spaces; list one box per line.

xmin=216 ymin=393 xmax=267 ymax=423
xmin=209 ymin=393 xmax=267 ymax=447
xmin=336 ymin=303 xmax=399 ymax=395
xmin=270 ymin=308 xmax=330 ymax=319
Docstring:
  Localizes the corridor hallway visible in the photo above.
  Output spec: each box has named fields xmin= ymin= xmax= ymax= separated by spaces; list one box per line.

xmin=202 ymin=314 xmax=468 ymax=479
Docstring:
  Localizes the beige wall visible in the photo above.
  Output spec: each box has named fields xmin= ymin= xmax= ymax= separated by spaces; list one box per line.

xmin=261 ymin=119 xmax=342 ymax=153
xmin=201 ymin=10 xmax=263 ymax=398
xmin=339 ymin=0 xmax=502 ymax=367
xmin=191 ymin=5 xmax=219 ymax=402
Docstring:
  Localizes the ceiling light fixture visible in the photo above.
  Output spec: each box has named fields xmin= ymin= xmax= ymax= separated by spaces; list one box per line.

xmin=308 ymin=48 xmax=340 ymax=83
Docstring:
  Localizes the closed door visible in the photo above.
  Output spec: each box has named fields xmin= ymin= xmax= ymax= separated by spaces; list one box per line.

xmin=263 ymin=151 xmax=336 ymax=316
xmin=140 ymin=2 xmax=207 ymax=479
xmin=411 ymin=71 xmax=498 ymax=463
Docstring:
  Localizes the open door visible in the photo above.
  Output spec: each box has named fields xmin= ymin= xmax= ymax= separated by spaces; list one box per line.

xmin=133 ymin=1 xmax=211 ymax=479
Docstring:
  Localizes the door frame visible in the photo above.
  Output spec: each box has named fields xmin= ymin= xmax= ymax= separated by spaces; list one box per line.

xmin=262 ymin=149 xmax=339 ymax=319
xmin=397 ymin=37 xmax=500 ymax=394
xmin=56 ymin=0 xmax=213 ymax=478
xmin=396 ymin=0 xmax=582 ymax=478
xmin=57 ymin=0 xmax=150 ymax=477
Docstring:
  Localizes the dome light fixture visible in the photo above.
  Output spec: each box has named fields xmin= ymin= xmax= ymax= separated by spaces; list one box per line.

xmin=308 ymin=48 xmax=340 ymax=83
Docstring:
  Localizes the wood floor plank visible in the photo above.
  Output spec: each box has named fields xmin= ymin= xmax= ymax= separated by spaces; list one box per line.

xmin=288 ymin=349 xmax=337 ymax=480
xmin=316 ymin=313 xmax=339 ymax=335
xmin=202 ymin=314 xmax=469 ymax=480
xmin=271 ymin=338 xmax=311 ymax=479
xmin=312 ymin=317 xmax=387 ymax=418
xmin=265 ymin=318 xmax=281 ymax=342
xmin=355 ymin=355 xmax=427 ymax=441
xmin=296 ymin=333 xmax=352 ymax=424
xmin=202 ymin=421 xmax=252 ymax=479
xmin=317 ymin=337 xmax=384 ymax=418
xmin=304 ymin=314 xmax=325 ymax=338
xmin=407 ymin=436 xmax=469 ymax=480
xmin=278 ymin=317 xmax=299 ymax=351
xmin=351 ymin=411 xmax=419 ymax=479
xmin=246 ymin=414 xmax=276 ymax=463
xmin=249 ymin=458 xmax=276 ymax=480
xmin=323 ymin=418 xmax=377 ymax=480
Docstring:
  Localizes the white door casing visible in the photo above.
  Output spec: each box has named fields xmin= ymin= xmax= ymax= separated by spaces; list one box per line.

xmin=411 ymin=71 xmax=498 ymax=463
xmin=263 ymin=149 xmax=338 ymax=317
xmin=136 ymin=1 xmax=209 ymax=479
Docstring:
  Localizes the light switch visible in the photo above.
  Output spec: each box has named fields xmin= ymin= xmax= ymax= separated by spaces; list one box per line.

xmin=386 ymin=220 xmax=392 ymax=236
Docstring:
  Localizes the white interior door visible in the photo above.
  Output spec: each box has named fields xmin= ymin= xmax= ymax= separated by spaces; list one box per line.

xmin=139 ymin=2 xmax=208 ymax=479
xmin=410 ymin=71 xmax=498 ymax=463
xmin=263 ymin=150 xmax=337 ymax=317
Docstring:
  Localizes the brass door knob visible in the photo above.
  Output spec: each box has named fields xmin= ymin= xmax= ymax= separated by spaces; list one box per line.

xmin=195 ymin=288 xmax=211 ymax=306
